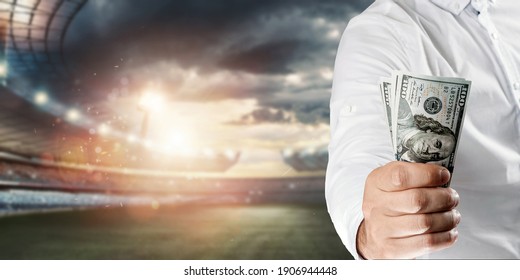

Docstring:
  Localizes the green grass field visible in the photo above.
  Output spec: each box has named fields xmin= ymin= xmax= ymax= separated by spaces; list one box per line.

xmin=0 ymin=203 xmax=353 ymax=260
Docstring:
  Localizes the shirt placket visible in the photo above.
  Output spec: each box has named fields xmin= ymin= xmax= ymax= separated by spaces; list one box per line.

xmin=473 ymin=0 xmax=520 ymax=104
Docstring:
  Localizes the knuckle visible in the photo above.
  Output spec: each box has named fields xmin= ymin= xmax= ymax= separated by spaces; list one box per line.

xmin=366 ymin=165 xmax=386 ymax=191
xmin=425 ymin=168 xmax=437 ymax=184
xmin=390 ymin=164 xmax=408 ymax=187
xmin=409 ymin=189 xmax=428 ymax=213
xmin=367 ymin=164 xmax=388 ymax=182
xmin=416 ymin=214 xmax=433 ymax=233
xmin=365 ymin=169 xmax=377 ymax=188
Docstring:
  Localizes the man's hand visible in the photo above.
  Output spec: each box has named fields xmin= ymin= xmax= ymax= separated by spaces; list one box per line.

xmin=357 ymin=161 xmax=461 ymax=259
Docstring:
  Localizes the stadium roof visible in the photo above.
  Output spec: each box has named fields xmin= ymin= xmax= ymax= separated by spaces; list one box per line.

xmin=2 ymin=0 xmax=87 ymax=80
xmin=0 ymin=0 xmax=90 ymax=159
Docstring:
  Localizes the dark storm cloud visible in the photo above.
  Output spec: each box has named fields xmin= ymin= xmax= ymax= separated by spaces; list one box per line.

xmin=219 ymin=39 xmax=306 ymax=74
xmin=294 ymin=103 xmax=331 ymax=124
xmin=66 ymin=0 xmax=366 ymax=69
xmin=231 ymin=99 xmax=331 ymax=125
xmin=229 ymin=107 xmax=292 ymax=125
xmin=66 ymin=0 xmax=372 ymax=73
xmin=63 ymin=0 xmax=372 ymax=123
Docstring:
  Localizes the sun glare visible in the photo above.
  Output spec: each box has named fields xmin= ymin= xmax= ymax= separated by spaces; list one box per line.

xmin=138 ymin=91 xmax=164 ymax=112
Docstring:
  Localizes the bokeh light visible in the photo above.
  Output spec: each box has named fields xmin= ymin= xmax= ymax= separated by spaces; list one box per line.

xmin=0 ymin=62 xmax=7 ymax=77
xmin=34 ymin=91 xmax=49 ymax=105
xmin=66 ymin=109 xmax=80 ymax=122
xmin=98 ymin=123 xmax=111 ymax=135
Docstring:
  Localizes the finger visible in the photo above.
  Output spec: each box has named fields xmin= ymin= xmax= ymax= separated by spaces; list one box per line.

xmin=384 ymin=187 xmax=459 ymax=214
xmin=385 ymin=229 xmax=459 ymax=259
xmin=368 ymin=161 xmax=450 ymax=192
xmin=382 ymin=209 xmax=461 ymax=237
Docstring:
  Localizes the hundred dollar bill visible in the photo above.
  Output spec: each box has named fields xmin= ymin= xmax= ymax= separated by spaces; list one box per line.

xmin=379 ymin=78 xmax=395 ymax=152
xmin=390 ymin=72 xmax=471 ymax=186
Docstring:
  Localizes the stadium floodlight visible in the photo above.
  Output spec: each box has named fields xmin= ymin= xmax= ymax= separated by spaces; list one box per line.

xmin=138 ymin=91 xmax=164 ymax=112
xmin=138 ymin=91 xmax=164 ymax=139
xmin=98 ymin=123 xmax=110 ymax=135
xmin=0 ymin=61 xmax=7 ymax=77
xmin=34 ymin=91 xmax=49 ymax=105
xmin=66 ymin=108 xmax=80 ymax=122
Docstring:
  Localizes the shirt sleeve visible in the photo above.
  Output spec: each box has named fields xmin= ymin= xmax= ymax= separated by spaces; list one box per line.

xmin=325 ymin=8 xmax=411 ymax=259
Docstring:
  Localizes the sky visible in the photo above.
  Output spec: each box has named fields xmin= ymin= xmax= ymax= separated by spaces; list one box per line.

xmin=59 ymin=0 xmax=372 ymax=176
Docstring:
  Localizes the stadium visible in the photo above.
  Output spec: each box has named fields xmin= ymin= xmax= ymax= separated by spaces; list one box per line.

xmin=0 ymin=0 xmax=360 ymax=259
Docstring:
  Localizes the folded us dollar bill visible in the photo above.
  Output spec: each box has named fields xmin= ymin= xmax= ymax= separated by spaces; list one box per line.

xmin=379 ymin=72 xmax=471 ymax=186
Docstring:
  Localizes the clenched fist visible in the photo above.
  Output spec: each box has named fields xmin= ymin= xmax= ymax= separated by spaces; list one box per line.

xmin=357 ymin=161 xmax=461 ymax=259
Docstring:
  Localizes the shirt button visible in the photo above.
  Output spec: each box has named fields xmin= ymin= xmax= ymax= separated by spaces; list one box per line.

xmin=341 ymin=105 xmax=357 ymax=115
xmin=514 ymin=82 xmax=520 ymax=90
xmin=491 ymin=32 xmax=499 ymax=40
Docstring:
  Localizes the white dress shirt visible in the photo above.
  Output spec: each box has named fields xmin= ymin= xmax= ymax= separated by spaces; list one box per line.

xmin=326 ymin=0 xmax=520 ymax=259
